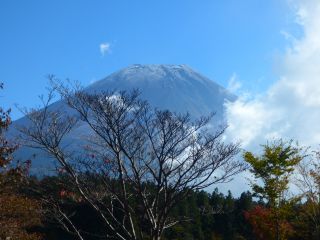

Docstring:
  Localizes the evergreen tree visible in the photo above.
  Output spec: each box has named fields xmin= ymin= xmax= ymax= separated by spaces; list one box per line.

xmin=234 ymin=191 xmax=254 ymax=239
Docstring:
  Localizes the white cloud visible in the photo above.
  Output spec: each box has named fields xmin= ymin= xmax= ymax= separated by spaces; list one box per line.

xmin=225 ymin=0 xmax=320 ymax=151
xmin=99 ymin=42 xmax=111 ymax=56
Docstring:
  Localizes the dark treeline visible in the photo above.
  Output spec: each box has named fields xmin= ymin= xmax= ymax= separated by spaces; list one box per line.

xmin=22 ymin=176 xmax=256 ymax=240
xmin=10 ymin=174 xmax=320 ymax=240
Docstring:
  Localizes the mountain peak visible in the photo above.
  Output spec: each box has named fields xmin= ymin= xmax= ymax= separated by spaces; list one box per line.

xmin=116 ymin=64 xmax=201 ymax=78
xmin=105 ymin=64 xmax=194 ymax=78
xmin=127 ymin=63 xmax=191 ymax=70
xmin=89 ymin=64 xmax=224 ymax=90
xmin=87 ymin=64 xmax=236 ymax=119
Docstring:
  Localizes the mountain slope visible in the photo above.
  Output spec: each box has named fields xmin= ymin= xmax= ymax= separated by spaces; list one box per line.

xmin=11 ymin=64 xmax=236 ymax=174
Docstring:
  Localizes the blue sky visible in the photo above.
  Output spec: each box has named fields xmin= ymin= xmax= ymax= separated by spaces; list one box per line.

xmin=0 ymin=0 xmax=299 ymax=120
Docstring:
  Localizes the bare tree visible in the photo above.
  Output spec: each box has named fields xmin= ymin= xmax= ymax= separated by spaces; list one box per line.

xmin=295 ymin=150 xmax=320 ymax=237
xmin=18 ymin=81 xmax=245 ymax=240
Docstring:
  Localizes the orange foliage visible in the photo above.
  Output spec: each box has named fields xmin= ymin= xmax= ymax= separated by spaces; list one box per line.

xmin=0 ymin=194 xmax=42 ymax=240
xmin=0 ymin=83 xmax=42 ymax=240
xmin=244 ymin=206 xmax=294 ymax=240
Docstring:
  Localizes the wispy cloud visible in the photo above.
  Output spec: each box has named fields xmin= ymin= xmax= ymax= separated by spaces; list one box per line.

xmin=227 ymin=73 xmax=242 ymax=94
xmin=225 ymin=0 xmax=320 ymax=150
xmin=99 ymin=42 xmax=111 ymax=57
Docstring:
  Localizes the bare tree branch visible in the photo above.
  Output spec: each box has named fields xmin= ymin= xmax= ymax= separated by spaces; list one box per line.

xmin=18 ymin=81 xmax=245 ymax=240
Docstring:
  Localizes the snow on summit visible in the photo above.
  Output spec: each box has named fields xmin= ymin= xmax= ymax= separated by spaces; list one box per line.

xmin=87 ymin=64 xmax=236 ymax=119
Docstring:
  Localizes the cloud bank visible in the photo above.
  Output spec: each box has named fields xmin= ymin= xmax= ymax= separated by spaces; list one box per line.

xmin=225 ymin=0 xmax=320 ymax=151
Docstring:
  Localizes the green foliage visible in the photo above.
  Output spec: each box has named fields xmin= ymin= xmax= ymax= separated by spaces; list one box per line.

xmin=244 ymin=140 xmax=304 ymax=207
xmin=164 ymin=188 xmax=255 ymax=240
xmin=244 ymin=140 xmax=305 ymax=240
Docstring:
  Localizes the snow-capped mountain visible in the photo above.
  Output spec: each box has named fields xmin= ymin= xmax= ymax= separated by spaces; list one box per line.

xmin=86 ymin=64 xmax=236 ymax=119
xmin=11 ymin=64 xmax=236 ymax=174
